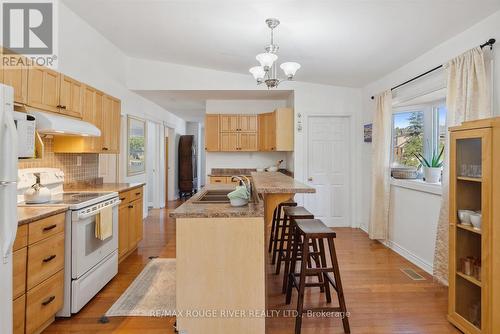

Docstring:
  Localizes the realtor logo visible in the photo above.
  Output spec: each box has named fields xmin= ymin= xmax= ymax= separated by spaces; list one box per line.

xmin=2 ymin=2 xmax=53 ymax=54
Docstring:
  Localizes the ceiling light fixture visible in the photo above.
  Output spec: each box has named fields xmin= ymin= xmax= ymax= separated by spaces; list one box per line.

xmin=249 ymin=18 xmax=300 ymax=89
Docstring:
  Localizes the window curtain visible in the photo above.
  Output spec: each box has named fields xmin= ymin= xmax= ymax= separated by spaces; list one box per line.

xmin=369 ymin=91 xmax=392 ymax=240
xmin=433 ymin=47 xmax=492 ymax=285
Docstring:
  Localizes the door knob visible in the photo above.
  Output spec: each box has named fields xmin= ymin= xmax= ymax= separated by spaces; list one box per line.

xmin=308 ymin=177 xmax=313 ymax=182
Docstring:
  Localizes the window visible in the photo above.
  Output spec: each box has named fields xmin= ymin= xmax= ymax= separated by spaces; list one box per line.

xmin=392 ymin=101 xmax=447 ymax=168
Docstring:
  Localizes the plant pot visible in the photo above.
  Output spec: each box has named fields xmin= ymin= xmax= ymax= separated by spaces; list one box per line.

xmin=423 ymin=167 xmax=442 ymax=184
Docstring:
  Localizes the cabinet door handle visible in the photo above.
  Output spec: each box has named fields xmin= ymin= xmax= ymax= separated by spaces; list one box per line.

xmin=135 ymin=192 xmax=141 ymax=195
xmin=43 ymin=254 xmax=57 ymax=263
xmin=56 ymin=105 xmax=62 ymax=108
xmin=120 ymin=197 xmax=126 ymax=201
xmin=61 ymin=105 xmax=67 ymax=109
xmin=43 ymin=224 xmax=57 ymax=232
xmin=102 ymin=147 xmax=109 ymax=151
xmin=41 ymin=296 xmax=56 ymax=306
xmin=128 ymin=205 xmax=134 ymax=208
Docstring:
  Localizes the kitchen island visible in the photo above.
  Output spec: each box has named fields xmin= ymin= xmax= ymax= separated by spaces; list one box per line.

xmin=171 ymin=173 xmax=314 ymax=334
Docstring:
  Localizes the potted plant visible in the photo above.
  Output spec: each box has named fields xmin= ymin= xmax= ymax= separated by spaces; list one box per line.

xmin=414 ymin=147 xmax=444 ymax=183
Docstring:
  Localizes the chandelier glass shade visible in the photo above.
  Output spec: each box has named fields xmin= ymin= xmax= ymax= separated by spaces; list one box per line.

xmin=249 ymin=18 xmax=300 ymax=89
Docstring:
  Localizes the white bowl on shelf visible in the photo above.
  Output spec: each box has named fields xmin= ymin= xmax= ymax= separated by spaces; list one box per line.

xmin=458 ymin=210 xmax=476 ymax=226
xmin=470 ymin=213 xmax=482 ymax=230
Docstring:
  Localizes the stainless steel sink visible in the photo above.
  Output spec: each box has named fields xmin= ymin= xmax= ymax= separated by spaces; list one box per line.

xmin=193 ymin=189 xmax=254 ymax=204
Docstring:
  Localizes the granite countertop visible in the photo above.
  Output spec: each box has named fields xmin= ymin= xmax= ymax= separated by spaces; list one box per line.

xmin=63 ymin=182 xmax=145 ymax=193
xmin=170 ymin=184 xmax=264 ymax=219
xmin=18 ymin=206 xmax=68 ymax=226
xmin=251 ymin=172 xmax=315 ymax=194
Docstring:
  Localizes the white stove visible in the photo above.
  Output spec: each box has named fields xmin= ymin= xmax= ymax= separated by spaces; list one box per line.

xmin=17 ymin=168 xmax=120 ymax=317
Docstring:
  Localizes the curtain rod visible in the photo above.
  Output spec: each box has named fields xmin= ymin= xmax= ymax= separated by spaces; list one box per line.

xmin=370 ymin=38 xmax=496 ymax=100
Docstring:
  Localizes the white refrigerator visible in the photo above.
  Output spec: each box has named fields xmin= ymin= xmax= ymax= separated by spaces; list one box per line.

xmin=0 ymin=84 xmax=18 ymax=334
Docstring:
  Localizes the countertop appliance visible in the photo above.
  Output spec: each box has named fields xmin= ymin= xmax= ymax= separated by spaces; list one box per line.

xmin=17 ymin=168 xmax=120 ymax=317
xmin=0 ymin=84 xmax=17 ymax=334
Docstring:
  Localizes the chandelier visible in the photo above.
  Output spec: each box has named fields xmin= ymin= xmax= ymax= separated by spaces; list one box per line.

xmin=249 ymin=18 xmax=301 ymax=89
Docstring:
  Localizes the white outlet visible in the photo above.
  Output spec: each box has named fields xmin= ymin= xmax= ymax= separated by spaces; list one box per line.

xmin=76 ymin=156 xmax=82 ymax=166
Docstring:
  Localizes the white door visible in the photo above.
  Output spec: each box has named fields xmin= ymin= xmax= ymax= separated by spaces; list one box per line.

xmin=305 ymin=116 xmax=351 ymax=227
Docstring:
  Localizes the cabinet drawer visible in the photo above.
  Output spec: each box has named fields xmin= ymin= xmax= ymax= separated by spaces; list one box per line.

xmin=119 ymin=190 xmax=131 ymax=206
xmin=26 ymin=270 xmax=64 ymax=334
xmin=27 ymin=232 xmax=65 ymax=290
xmin=13 ymin=247 xmax=27 ymax=299
xmin=28 ymin=213 xmax=65 ymax=244
xmin=13 ymin=294 xmax=26 ymax=334
xmin=130 ymin=187 xmax=143 ymax=202
xmin=14 ymin=224 xmax=28 ymax=251
xmin=210 ymin=176 xmax=226 ymax=184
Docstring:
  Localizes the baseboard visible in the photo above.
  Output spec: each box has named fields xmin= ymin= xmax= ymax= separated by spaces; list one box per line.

xmin=359 ymin=225 xmax=369 ymax=234
xmin=382 ymin=239 xmax=433 ymax=275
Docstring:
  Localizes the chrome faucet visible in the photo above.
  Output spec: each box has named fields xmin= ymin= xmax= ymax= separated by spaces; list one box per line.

xmin=231 ymin=175 xmax=252 ymax=198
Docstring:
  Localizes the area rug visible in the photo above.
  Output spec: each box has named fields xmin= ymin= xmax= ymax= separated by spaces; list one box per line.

xmin=105 ymin=258 xmax=176 ymax=317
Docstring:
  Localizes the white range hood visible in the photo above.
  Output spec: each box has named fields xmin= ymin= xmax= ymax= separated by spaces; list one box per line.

xmin=29 ymin=111 xmax=101 ymax=137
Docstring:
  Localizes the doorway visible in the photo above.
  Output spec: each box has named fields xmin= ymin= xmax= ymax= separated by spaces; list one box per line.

xmin=304 ymin=115 xmax=351 ymax=227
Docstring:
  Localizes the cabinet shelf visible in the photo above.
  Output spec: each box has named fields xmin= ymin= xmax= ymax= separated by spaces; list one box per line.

xmin=457 ymin=271 xmax=482 ymax=288
xmin=457 ymin=176 xmax=482 ymax=183
xmin=456 ymin=223 xmax=482 ymax=235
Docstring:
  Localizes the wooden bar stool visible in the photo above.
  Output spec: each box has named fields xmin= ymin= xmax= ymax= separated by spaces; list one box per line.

xmin=275 ymin=206 xmax=314 ymax=276
xmin=286 ymin=219 xmax=350 ymax=334
xmin=269 ymin=200 xmax=297 ymax=264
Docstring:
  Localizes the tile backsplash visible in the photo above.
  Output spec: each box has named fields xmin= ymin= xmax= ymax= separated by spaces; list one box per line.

xmin=18 ymin=137 xmax=99 ymax=183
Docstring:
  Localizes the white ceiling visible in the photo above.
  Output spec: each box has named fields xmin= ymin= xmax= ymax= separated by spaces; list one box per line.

xmin=63 ymin=0 xmax=500 ymax=87
xmin=135 ymin=90 xmax=292 ymax=122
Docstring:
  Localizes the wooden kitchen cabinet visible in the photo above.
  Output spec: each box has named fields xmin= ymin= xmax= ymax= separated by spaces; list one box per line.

xmin=220 ymin=132 xmax=239 ymax=151
xmin=239 ymin=115 xmax=258 ymax=132
xmin=118 ymin=186 xmax=144 ymax=263
xmin=27 ymin=67 xmax=61 ymax=113
xmin=205 ymin=111 xmax=293 ymax=152
xmin=259 ymin=108 xmax=293 ymax=151
xmin=101 ymin=95 xmax=121 ymax=153
xmin=118 ymin=204 xmax=130 ymax=258
xmin=59 ymin=75 xmax=83 ymax=118
xmin=52 ymin=88 xmax=121 ymax=154
xmin=220 ymin=115 xmax=239 ymax=132
xmin=13 ymin=212 xmax=66 ymax=334
xmin=239 ymin=132 xmax=258 ymax=151
xmin=1 ymin=55 xmax=29 ymax=104
xmin=205 ymin=114 xmax=220 ymax=151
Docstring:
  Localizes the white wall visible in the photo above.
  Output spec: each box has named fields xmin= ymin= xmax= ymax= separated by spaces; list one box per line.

xmin=57 ymin=3 xmax=186 ymax=212
xmin=205 ymin=99 xmax=290 ymax=174
xmin=359 ymin=10 xmax=500 ymax=272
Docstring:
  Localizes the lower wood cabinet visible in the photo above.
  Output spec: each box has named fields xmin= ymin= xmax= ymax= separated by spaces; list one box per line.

xmin=12 ymin=213 xmax=66 ymax=334
xmin=118 ymin=186 xmax=144 ymax=262
xmin=209 ymin=176 xmax=251 ymax=185
xmin=13 ymin=294 xmax=26 ymax=334
xmin=25 ymin=270 xmax=64 ymax=334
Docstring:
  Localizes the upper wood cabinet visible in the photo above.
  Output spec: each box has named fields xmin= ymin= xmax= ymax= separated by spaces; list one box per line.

xmin=27 ymin=68 xmax=84 ymax=118
xmin=205 ymin=110 xmax=292 ymax=152
xmin=259 ymin=108 xmax=293 ymax=152
xmin=220 ymin=132 xmax=239 ymax=151
xmin=205 ymin=114 xmax=220 ymax=151
xmin=53 ymin=88 xmax=121 ymax=154
xmin=100 ymin=95 xmax=121 ymax=153
xmin=220 ymin=115 xmax=239 ymax=132
xmin=1 ymin=55 xmax=28 ymax=104
xmin=27 ymin=67 xmax=61 ymax=114
xmin=239 ymin=115 xmax=258 ymax=132
xmin=59 ymin=75 xmax=83 ymax=118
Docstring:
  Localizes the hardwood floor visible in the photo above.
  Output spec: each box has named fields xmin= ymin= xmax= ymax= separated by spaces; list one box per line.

xmin=44 ymin=202 xmax=460 ymax=334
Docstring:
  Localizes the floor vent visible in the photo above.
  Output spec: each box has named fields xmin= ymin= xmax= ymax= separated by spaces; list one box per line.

xmin=401 ymin=268 xmax=426 ymax=281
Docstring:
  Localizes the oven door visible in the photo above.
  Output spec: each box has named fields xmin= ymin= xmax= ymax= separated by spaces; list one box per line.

xmin=71 ymin=203 xmax=119 ymax=279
